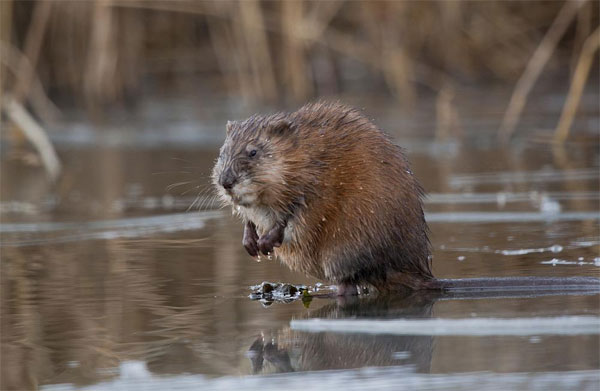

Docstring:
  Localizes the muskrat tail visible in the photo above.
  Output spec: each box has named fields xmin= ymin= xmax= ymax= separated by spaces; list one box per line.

xmin=380 ymin=271 xmax=440 ymax=292
xmin=432 ymin=276 xmax=600 ymax=293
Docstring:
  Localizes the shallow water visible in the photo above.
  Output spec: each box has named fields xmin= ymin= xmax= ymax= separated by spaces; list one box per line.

xmin=2 ymin=96 xmax=600 ymax=390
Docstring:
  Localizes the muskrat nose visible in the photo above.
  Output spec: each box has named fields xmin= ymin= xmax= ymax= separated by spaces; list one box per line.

xmin=219 ymin=169 xmax=236 ymax=191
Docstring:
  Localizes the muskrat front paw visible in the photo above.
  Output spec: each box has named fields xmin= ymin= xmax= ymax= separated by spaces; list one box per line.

xmin=257 ymin=225 xmax=285 ymax=255
xmin=244 ymin=236 xmax=259 ymax=257
xmin=257 ymin=236 xmax=277 ymax=255
xmin=243 ymin=221 xmax=259 ymax=257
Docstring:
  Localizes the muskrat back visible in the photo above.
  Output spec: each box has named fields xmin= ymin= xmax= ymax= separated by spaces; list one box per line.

xmin=213 ymin=102 xmax=433 ymax=294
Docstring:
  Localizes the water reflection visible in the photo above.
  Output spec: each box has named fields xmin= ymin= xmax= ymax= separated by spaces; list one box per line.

xmin=2 ymin=221 xmax=599 ymax=389
xmin=2 ymin=127 xmax=599 ymax=390
xmin=247 ymin=293 xmax=436 ymax=375
xmin=245 ymin=287 xmax=600 ymax=377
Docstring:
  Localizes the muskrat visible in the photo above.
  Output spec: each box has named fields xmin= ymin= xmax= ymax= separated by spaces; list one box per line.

xmin=212 ymin=102 xmax=599 ymax=296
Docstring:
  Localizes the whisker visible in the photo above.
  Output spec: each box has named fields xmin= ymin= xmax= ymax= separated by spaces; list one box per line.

xmin=197 ymin=187 xmax=216 ymax=211
xmin=200 ymin=194 xmax=213 ymax=211
xmin=166 ymin=181 xmax=194 ymax=192
xmin=180 ymin=185 xmax=201 ymax=196
xmin=152 ymin=171 xmax=193 ymax=175
xmin=208 ymin=194 xmax=219 ymax=210
xmin=188 ymin=185 xmax=214 ymax=211
xmin=187 ymin=193 xmax=201 ymax=212
xmin=204 ymin=194 xmax=218 ymax=211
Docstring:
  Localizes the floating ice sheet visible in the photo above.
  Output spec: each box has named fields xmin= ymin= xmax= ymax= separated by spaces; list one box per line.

xmin=0 ymin=211 xmax=223 ymax=246
xmin=426 ymin=211 xmax=600 ymax=223
xmin=449 ymin=168 xmax=599 ymax=188
xmin=290 ymin=316 xmax=600 ymax=336
xmin=42 ymin=366 xmax=600 ymax=391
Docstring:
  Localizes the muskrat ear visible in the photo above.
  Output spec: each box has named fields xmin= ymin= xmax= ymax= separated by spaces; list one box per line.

xmin=267 ymin=119 xmax=295 ymax=136
xmin=226 ymin=121 xmax=237 ymax=135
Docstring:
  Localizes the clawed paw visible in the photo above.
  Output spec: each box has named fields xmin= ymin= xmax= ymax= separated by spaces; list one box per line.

xmin=257 ymin=230 xmax=283 ymax=256
xmin=243 ymin=222 xmax=260 ymax=257
xmin=257 ymin=237 xmax=276 ymax=255
xmin=244 ymin=222 xmax=285 ymax=256
xmin=243 ymin=236 xmax=259 ymax=257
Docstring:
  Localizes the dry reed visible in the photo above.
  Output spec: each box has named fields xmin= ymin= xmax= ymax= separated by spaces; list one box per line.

xmin=497 ymin=0 xmax=587 ymax=142
xmin=1 ymin=0 xmax=598 ymax=142
xmin=554 ymin=26 xmax=600 ymax=142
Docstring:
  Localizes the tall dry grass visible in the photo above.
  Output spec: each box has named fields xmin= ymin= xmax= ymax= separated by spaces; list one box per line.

xmin=1 ymin=0 xmax=599 ymax=141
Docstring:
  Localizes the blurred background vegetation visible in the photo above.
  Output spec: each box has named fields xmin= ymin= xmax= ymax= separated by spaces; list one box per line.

xmin=1 ymin=4 xmax=599 ymax=389
xmin=0 ymin=0 xmax=599 ymax=177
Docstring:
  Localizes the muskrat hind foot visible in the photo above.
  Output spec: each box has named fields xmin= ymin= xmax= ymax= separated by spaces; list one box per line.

xmin=243 ymin=221 xmax=259 ymax=257
xmin=336 ymin=283 xmax=358 ymax=296
xmin=258 ymin=223 xmax=285 ymax=255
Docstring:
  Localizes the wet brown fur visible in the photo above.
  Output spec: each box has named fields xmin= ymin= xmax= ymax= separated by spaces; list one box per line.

xmin=213 ymin=102 xmax=434 ymax=292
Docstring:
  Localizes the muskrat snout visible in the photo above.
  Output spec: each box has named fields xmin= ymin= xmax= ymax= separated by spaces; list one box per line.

xmin=219 ymin=168 xmax=237 ymax=192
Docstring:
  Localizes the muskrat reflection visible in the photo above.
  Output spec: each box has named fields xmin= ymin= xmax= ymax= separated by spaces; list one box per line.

xmin=247 ymin=292 xmax=437 ymax=375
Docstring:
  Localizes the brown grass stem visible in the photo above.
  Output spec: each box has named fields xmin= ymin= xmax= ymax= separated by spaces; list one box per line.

xmin=498 ymin=0 xmax=586 ymax=142
xmin=554 ymin=27 xmax=600 ymax=143
xmin=12 ymin=0 xmax=52 ymax=103
xmin=2 ymin=97 xmax=62 ymax=181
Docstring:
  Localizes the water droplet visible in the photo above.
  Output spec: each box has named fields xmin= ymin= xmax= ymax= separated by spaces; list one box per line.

xmin=322 ymin=217 xmax=326 ymax=222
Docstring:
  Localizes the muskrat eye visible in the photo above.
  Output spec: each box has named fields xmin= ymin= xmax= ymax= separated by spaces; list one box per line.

xmin=249 ymin=149 xmax=257 ymax=157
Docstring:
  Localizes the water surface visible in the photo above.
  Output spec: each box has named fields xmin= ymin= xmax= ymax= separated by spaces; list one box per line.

xmin=1 ymin=97 xmax=599 ymax=390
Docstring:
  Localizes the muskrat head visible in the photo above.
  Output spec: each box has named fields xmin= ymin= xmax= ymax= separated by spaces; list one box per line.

xmin=212 ymin=116 xmax=295 ymax=208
